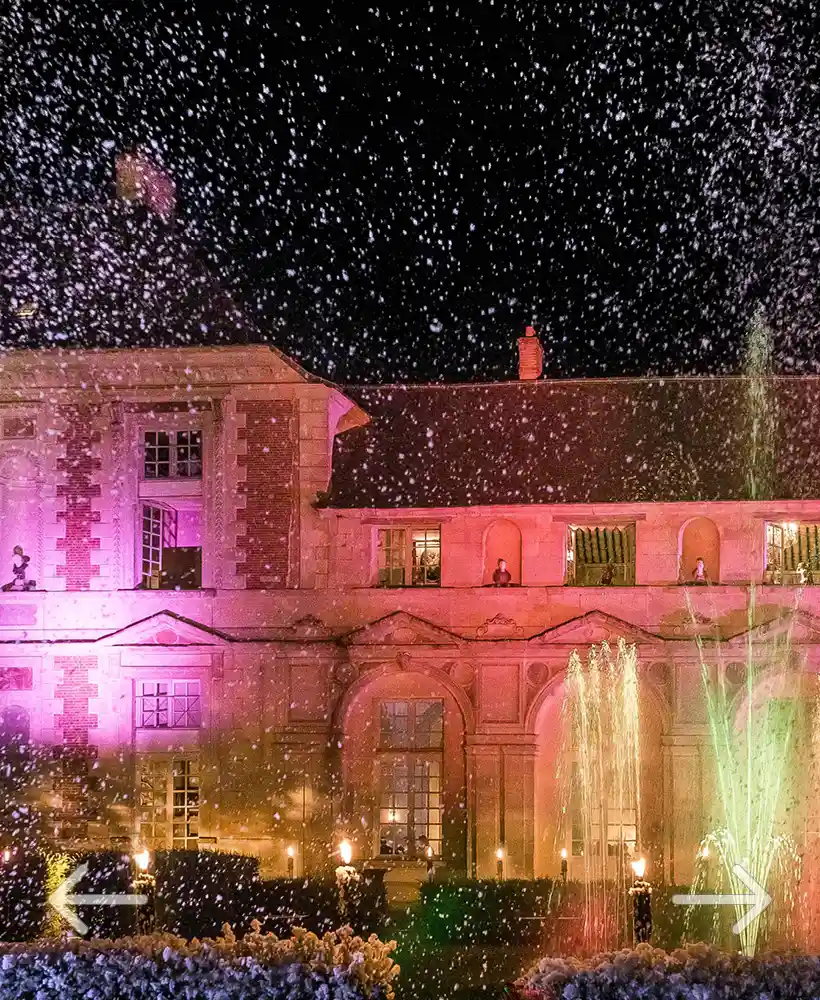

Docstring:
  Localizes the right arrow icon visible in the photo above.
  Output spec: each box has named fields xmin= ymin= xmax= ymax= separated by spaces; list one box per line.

xmin=672 ymin=863 xmax=772 ymax=935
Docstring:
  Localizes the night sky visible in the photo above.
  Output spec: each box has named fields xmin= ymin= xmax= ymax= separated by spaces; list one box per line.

xmin=3 ymin=1 xmax=820 ymax=384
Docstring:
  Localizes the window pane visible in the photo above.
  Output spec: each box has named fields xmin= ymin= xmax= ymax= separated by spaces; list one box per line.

xmin=380 ymin=701 xmax=409 ymax=747
xmin=176 ymin=430 xmax=203 ymax=478
xmin=411 ymin=529 xmax=441 ymax=586
xmin=377 ymin=528 xmax=406 ymax=586
xmin=413 ymin=700 xmax=444 ymax=748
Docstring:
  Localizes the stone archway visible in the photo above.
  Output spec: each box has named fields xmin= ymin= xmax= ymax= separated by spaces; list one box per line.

xmin=338 ymin=665 xmax=469 ymax=877
xmin=529 ymin=666 xmax=669 ymax=879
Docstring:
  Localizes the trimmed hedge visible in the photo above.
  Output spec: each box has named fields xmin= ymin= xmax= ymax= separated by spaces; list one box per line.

xmin=155 ymin=849 xmax=261 ymax=938
xmin=420 ymin=879 xmax=555 ymax=944
xmin=0 ymin=850 xmax=45 ymax=941
xmin=518 ymin=942 xmax=820 ymax=999
xmin=258 ymin=870 xmax=388 ymax=937
xmin=0 ymin=924 xmax=399 ymax=1000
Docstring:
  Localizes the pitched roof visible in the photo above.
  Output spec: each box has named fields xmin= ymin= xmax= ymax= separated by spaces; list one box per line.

xmin=0 ymin=200 xmax=258 ymax=349
xmin=328 ymin=377 xmax=820 ymax=507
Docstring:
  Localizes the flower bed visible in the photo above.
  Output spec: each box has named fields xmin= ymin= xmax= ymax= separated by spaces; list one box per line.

xmin=518 ymin=942 xmax=820 ymax=1000
xmin=0 ymin=923 xmax=399 ymax=999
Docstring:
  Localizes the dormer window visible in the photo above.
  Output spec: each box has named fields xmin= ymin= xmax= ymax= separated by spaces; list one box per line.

xmin=143 ymin=430 xmax=202 ymax=479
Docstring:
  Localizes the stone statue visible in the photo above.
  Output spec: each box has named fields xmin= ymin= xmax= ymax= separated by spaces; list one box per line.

xmin=492 ymin=558 xmax=512 ymax=587
xmin=1 ymin=546 xmax=35 ymax=592
xmin=600 ymin=560 xmax=616 ymax=586
xmin=691 ymin=557 xmax=708 ymax=585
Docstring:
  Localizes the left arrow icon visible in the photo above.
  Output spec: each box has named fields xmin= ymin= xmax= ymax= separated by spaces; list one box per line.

xmin=48 ymin=862 xmax=149 ymax=935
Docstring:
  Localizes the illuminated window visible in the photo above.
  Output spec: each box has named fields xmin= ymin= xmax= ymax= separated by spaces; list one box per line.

xmin=144 ymin=430 xmax=202 ymax=479
xmin=138 ymin=680 xmax=201 ymax=729
xmin=377 ymin=700 xmax=443 ymax=858
xmin=140 ymin=503 xmax=201 ymax=590
xmin=565 ymin=524 xmax=636 ymax=586
xmin=138 ymin=757 xmax=200 ymax=849
xmin=376 ymin=526 xmax=441 ymax=587
xmin=379 ymin=758 xmax=442 ymax=858
xmin=14 ymin=302 xmax=37 ymax=319
xmin=766 ymin=522 xmax=820 ymax=580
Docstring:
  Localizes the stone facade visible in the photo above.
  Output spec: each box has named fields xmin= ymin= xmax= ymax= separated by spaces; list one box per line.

xmin=0 ymin=344 xmax=816 ymax=893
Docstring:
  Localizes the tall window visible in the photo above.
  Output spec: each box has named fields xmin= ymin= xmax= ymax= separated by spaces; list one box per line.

xmin=138 ymin=757 xmax=200 ymax=849
xmin=378 ymin=700 xmax=443 ymax=857
xmin=140 ymin=504 xmax=201 ymax=589
xmin=377 ymin=527 xmax=441 ymax=587
xmin=137 ymin=681 xmax=201 ymax=729
xmin=143 ymin=430 xmax=202 ymax=479
xmin=565 ymin=524 xmax=636 ymax=586
xmin=570 ymin=759 xmax=637 ymax=859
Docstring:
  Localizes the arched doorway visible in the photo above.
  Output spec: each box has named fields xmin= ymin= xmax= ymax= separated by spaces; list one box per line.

xmin=483 ymin=519 xmax=522 ymax=585
xmin=680 ymin=517 xmax=721 ymax=584
xmin=530 ymin=665 xmax=667 ymax=879
xmin=339 ymin=667 xmax=469 ymax=877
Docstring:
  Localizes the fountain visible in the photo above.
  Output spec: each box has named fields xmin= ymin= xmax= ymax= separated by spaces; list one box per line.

xmin=558 ymin=638 xmax=642 ymax=953
xmin=687 ymin=585 xmax=807 ymax=956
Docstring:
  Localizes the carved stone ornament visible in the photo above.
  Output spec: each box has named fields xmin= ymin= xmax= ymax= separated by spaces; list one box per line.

xmin=286 ymin=615 xmax=332 ymax=639
xmin=395 ymin=651 xmax=412 ymax=671
xmin=526 ymin=662 xmax=550 ymax=688
xmin=333 ymin=661 xmax=359 ymax=689
xmin=386 ymin=626 xmax=419 ymax=644
xmin=475 ymin=614 xmax=524 ymax=639
xmin=448 ymin=660 xmax=475 ymax=690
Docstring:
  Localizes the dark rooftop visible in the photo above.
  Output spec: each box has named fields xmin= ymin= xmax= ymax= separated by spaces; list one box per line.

xmin=328 ymin=377 xmax=820 ymax=507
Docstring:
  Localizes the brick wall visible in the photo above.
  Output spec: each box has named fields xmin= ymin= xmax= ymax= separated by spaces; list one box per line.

xmin=56 ymin=405 xmax=101 ymax=590
xmin=236 ymin=400 xmax=297 ymax=588
xmin=53 ymin=655 xmax=99 ymax=840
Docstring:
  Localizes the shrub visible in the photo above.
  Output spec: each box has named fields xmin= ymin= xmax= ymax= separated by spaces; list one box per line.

xmin=420 ymin=879 xmax=555 ymax=944
xmin=258 ymin=870 xmax=388 ymax=937
xmin=0 ymin=850 xmax=46 ymax=940
xmin=155 ymin=849 xmax=261 ymax=938
xmin=518 ymin=942 xmax=820 ymax=1000
xmin=0 ymin=923 xmax=399 ymax=999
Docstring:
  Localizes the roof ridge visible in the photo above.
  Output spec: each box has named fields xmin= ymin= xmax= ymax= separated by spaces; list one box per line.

xmin=345 ymin=373 xmax=820 ymax=390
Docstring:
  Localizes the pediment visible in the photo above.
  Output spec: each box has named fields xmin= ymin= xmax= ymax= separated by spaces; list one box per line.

xmin=727 ymin=609 xmax=820 ymax=646
xmin=95 ymin=611 xmax=231 ymax=647
xmin=529 ymin=610 xmax=662 ymax=648
xmin=342 ymin=611 xmax=461 ymax=647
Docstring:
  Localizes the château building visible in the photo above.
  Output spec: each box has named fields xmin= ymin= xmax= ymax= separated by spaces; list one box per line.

xmin=2 ymin=157 xmax=820 ymax=898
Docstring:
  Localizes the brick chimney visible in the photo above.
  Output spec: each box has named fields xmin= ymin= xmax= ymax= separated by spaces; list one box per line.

xmin=517 ymin=325 xmax=544 ymax=380
xmin=115 ymin=150 xmax=176 ymax=219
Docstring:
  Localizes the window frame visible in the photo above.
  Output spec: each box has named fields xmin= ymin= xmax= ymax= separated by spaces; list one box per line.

xmin=137 ymin=755 xmax=201 ymax=850
xmin=137 ymin=500 xmax=202 ymax=590
xmin=136 ymin=679 xmax=202 ymax=730
xmin=568 ymin=756 xmax=638 ymax=863
xmin=375 ymin=524 xmax=442 ymax=588
xmin=142 ymin=429 xmax=203 ymax=481
xmin=565 ymin=523 xmax=637 ymax=586
xmin=375 ymin=699 xmax=444 ymax=859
